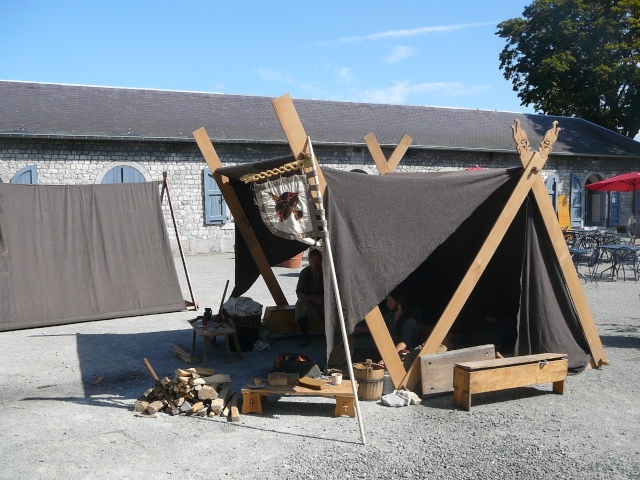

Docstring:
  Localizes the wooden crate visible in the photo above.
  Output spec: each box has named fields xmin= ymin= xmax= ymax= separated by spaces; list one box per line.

xmin=453 ymin=352 xmax=568 ymax=411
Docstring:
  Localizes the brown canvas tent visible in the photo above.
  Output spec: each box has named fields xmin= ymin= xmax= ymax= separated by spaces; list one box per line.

xmin=0 ymin=182 xmax=186 ymax=331
xmin=194 ymin=94 xmax=607 ymax=393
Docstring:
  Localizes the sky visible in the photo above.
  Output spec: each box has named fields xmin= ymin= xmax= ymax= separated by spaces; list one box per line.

xmin=1 ymin=1 xmax=537 ymax=114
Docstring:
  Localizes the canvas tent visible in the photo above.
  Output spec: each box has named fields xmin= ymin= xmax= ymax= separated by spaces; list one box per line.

xmin=194 ymin=94 xmax=607 ymax=393
xmin=0 ymin=181 xmax=186 ymax=331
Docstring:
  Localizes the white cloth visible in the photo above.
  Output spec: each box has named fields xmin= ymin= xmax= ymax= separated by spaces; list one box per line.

xmin=222 ymin=296 xmax=263 ymax=316
xmin=381 ymin=389 xmax=421 ymax=407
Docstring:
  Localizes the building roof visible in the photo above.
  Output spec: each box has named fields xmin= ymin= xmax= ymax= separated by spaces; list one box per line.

xmin=1 ymin=80 xmax=639 ymax=158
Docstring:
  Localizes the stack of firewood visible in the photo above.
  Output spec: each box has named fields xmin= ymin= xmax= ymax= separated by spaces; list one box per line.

xmin=135 ymin=367 xmax=240 ymax=420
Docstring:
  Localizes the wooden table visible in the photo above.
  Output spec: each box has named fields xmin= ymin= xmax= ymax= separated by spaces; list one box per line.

xmin=241 ymin=381 xmax=357 ymax=417
xmin=188 ymin=318 xmax=243 ymax=366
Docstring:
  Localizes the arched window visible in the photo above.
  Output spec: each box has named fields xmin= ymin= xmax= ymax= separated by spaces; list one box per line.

xmin=101 ymin=165 xmax=146 ymax=184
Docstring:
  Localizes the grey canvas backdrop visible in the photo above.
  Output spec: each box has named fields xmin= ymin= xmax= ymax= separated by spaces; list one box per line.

xmin=218 ymin=163 xmax=591 ymax=372
xmin=0 ymin=182 xmax=185 ymax=331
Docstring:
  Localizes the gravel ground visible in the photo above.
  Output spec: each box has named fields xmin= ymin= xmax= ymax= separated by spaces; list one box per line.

xmin=0 ymin=254 xmax=638 ymax=480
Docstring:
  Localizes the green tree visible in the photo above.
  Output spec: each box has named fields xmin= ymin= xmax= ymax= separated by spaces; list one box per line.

xmin=497 ymin=0 xmax=640 ymax=138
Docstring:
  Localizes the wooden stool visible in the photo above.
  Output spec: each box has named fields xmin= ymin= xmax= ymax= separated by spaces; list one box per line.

xmin=453 ymin=353 xmax=568 ymax=411
xmin=188 ymin=318 xmax=243 ymax=366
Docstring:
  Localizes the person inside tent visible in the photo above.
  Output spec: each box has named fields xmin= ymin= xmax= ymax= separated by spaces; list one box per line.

xmin=295 ymin=248 xmax=324 ymax=347
xmin=379 ymin=288 xmax=419 ymax=365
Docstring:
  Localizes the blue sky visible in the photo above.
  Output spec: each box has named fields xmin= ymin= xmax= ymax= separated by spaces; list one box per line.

xmin=1 ymin=1 xmax=535 ymax=113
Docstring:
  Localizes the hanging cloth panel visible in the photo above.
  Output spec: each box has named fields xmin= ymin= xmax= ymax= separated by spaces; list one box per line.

xmin=0 ymin=182 xmax=185 ymax=331
xmin=516 ymin=194 xmax=591 ymax=372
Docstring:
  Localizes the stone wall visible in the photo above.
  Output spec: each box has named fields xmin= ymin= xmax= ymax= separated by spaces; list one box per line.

xmin=1 ymin=137 xmax=638 ymax=253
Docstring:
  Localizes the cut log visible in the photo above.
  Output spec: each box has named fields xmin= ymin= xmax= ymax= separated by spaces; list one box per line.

xmin=209 ymin=398 xmax=224 ymax=414
xmin=198 ymin=385 xmax=218 ymax=400
xmin=190 ymin=378 xmax=206 ymax=386
xmin=173 ymin=344 xmax=200 ymax=365
xmin=201 ymin=373 xmax=232 ymax=385
xmin=267 ymin=372 xmax=288 ymax=386
xmin=191 ymin=367 xmax=215 ymax=376
xmin=134 ymin=400 xmax=149 ymax=412
xmin=146 ymin=400 xmax=165 ymax=415
xmin=189 ymin=401 xmax=203 ymax=414
xmin=298 ymin=377 xmax=327 ymax=390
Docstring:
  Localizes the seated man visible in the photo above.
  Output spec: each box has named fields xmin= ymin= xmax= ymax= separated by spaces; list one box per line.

xmin=383 ymin=288 xmax=419 ymax=355
xmin=295 ymin=248 xmax=323 ymax=347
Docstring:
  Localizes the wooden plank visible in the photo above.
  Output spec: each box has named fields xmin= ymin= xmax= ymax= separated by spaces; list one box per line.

xmin=511 ymin=121 xmax=606 ymax=367
xmin=401 ymin=149 xmax=549 ymax=391
xmin=193 ymin=127 xmax=288 ymax=306
xmin=364 ymin=307 xmax=406 ymax=387
xmin=387 ymin=134 xmax=413 ymax=172
xmin=455 ymin=353 xmax=567 ymax=370
xmin=241 ymin=380 xmax=354 ymax=398
xmin=420 ymin=344 xmax=495 ymax=396
xmin=173 ymin=343 xmax=200 ymax=365
xmin=272 ymin=94 xmax=326 ymax=196
xmin=364 ymin=133 xmax=392 ymax=175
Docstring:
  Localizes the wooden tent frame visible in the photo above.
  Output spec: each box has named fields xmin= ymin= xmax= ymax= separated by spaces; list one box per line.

xmin=193 ymin=93 xmax=607 ymax=393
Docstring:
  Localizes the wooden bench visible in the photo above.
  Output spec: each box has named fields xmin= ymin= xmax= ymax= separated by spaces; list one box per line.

xmin=241 ymin=381 xmax=356 ymax=417
xmin=453 ymin=353 xmax=568 ymax=411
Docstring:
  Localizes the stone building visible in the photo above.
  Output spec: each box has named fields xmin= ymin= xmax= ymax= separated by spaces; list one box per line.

xmin=2 ymin=80 xmax=640 ymax=253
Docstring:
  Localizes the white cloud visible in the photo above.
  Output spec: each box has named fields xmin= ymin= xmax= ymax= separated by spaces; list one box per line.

xmin=359 ymin=80 xmax=490 ymax=104
xmin=338 ymin=67 xmax=354 ymax=84
xmin=385 ymin=46 xmax=416 ymax=64
xmin=336 ymin=22 xmax=496 ymax=44
xmin=256 ymin=66 xmax=293 ymax=83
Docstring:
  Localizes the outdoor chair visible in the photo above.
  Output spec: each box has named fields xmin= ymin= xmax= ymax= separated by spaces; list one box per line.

xmin=614 ymin=247 xmax=638 ymax=281
xmin=564 ymin=231 xmax=577 ymax=247
xmin=574 ymin=248 xmax=601 ymax=283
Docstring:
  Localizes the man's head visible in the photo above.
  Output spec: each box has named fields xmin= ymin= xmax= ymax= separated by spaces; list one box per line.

xmin=386 ymin=288 xmax=408 ymax=314
xmin=308 ymin=248 xmax=322 ymax=272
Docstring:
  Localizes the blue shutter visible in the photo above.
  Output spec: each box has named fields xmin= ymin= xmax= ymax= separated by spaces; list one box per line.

xmin=204 ymin=167 xmax=226 ymax=225
xmin=570 ymin=173 xmax=583 ymax=228
xmin=102 ymin=165 xmax=145 ymax=184
xmin=545 ymin=174 xmax=558 ymax=213
xmin=609 ymin=192 xmax=620 ymax=226
xmin=11 ymin=165 xmax=38 ymax=184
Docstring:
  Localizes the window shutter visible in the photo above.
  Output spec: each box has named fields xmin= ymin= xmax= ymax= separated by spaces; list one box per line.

xmin=11 ymin=165 xmax=38 ymax=184
xmin=609 ymin=192 xmax=620 ymax=226
xmin=570 ymin=173 xmax=583 ymax=228
xmin=102 ymin=165 xmax=145 ymax=184
xmin=545 ymin=174 xmax=558 ymax=213
xmin=204 ymin=167 xmax=226 ymax=225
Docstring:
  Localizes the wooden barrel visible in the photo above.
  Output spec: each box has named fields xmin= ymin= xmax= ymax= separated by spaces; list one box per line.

xmin=353 ymin=359 xmax=385 ymax=401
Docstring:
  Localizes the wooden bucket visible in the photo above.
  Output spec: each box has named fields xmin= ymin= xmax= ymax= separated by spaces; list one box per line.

xmin=353 ymin=359 xmax=385 ymax=401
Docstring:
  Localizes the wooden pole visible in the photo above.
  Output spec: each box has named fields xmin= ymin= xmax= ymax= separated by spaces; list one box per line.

xmin=193 ymin=128 xmax=288 ymax=306
xmin=161 ymin=171 xmax=197 ymax=309
xmin=400 ymin=134 xmax=551 ymax=391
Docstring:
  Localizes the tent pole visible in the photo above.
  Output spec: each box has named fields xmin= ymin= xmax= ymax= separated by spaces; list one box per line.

xmin=161 ymin=171 xmax=197 ymax=309
xmin=323 ymin=235 xmax=366 ymax=445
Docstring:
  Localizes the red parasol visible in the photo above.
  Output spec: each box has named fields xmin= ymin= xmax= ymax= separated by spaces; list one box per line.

xmin=585 ymin=172 xmax=640 ymax=242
